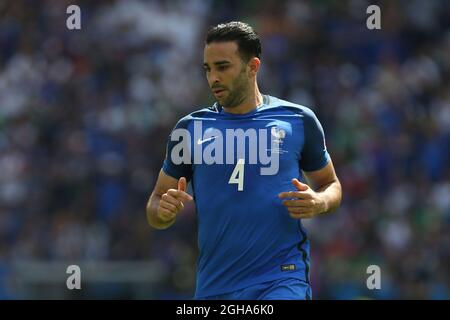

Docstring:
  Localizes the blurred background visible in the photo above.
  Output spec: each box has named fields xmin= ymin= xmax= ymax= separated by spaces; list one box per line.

xmin=0 ymin=0 xmax=449 ymax=299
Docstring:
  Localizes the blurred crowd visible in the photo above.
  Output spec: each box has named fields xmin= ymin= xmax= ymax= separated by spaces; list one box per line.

xmin=0 ymin=0 xmax=449 ymax=299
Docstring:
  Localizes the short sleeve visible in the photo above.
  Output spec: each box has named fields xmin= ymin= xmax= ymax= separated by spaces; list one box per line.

xmin=162 ymin=118 xmax=193 ymax=181
xmin=300 ymin=108 xmax=330 ymax=172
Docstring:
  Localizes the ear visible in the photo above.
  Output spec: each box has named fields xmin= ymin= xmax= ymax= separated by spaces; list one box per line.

xmin=248 ymin=57 xmax=260 ymax=76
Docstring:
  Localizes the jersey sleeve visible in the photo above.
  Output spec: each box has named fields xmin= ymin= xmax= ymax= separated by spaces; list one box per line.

xmin=300 ymin=108 xmax=330 ymax=172
xmin=162 ymin=118 xmax=193 ymax=181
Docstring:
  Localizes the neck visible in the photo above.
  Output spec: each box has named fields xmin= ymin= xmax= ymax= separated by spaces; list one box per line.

xmin=222 ymin=84 xmax=263 ymax=114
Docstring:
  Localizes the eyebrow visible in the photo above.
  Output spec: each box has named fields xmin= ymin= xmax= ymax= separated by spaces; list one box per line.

xmin=203 ymin=60 xmax=231 ymax=67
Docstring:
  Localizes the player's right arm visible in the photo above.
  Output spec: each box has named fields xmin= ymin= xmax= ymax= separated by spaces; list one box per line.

xmin=146 ymin=170 xmax=193 ymax=230
xmin=147 ymin=117 xmax=193 ymax=229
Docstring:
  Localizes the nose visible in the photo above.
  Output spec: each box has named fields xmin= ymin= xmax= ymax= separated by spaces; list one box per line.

xmin=208 ymin=71 xmax=221 ymax=86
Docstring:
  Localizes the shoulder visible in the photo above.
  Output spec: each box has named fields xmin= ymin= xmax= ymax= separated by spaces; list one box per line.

xmin=264 ymin=95 xmax=318 ymax=119
xmin=173 ymin=104 xmax=220 ymax=129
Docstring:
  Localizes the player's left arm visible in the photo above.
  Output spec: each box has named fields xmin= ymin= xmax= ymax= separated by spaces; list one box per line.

xmin=279 ymin=107 xmax=342 ymax=219
xmin=279 ymin=160 xmax=342 ymax=219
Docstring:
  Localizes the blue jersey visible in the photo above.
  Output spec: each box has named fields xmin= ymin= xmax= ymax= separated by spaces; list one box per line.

xmin=162 ymin=95 xmax=330 ymax=298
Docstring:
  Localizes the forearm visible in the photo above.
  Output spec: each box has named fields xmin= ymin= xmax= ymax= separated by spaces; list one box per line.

xmin=316 ymin=179 xmax=342 ymax=214
xmin=146 ymin=193 xmax=176 ymax=230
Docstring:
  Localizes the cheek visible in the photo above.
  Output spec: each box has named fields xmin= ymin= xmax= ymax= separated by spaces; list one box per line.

xmin=234 ymin=74 xmax=247 ymax=90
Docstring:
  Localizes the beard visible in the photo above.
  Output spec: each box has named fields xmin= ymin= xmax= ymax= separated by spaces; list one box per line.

xmin=220 ymin=67 xmax=249 ymax=109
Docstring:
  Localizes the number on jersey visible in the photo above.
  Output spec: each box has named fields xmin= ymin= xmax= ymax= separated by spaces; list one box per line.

xmin=229 ymin=158 xmax=245 ymax=191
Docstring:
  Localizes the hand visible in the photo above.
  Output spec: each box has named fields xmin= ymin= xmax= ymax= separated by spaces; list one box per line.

xmin=279 ymin=178 xmax=327 ymax=219
xmin=157 ymin=177 xmax=193 ymax=223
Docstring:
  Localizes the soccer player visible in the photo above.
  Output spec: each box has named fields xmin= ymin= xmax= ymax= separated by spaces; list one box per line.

xmin=146 ymin=21 xmax=342 ymax=300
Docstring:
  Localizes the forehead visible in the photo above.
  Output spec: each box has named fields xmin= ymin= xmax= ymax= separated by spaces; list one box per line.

xmin=203 ymin=41 xmax=240 ymax=63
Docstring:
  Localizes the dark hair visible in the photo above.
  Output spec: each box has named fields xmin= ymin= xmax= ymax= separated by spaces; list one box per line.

xmin=205 ymin=21 xmax=261 ymax=62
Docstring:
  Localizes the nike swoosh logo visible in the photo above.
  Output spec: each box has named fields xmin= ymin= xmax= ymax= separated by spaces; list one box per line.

xmin=197 ymin=136 xmax=217 ymax=145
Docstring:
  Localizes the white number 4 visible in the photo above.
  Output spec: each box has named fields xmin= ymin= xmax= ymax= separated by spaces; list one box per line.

xmin=229 ymin=158 xmax=245 ymax=191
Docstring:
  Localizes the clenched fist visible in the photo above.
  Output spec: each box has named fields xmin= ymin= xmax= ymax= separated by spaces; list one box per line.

xmin=157 ymin=177 xmax=193 ymax=223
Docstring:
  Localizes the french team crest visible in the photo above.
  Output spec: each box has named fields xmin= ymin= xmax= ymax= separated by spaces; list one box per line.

xmin=270 ymin=126 xmax=288 ymax=154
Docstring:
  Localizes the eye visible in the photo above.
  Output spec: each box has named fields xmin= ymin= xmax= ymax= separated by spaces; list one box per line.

xmin=217 ymin=65 xmax=228 ymax=71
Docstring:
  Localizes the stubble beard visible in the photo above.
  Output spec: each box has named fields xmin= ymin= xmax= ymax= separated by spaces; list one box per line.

xmin=221 ymin=68 xmax=249 ymax=109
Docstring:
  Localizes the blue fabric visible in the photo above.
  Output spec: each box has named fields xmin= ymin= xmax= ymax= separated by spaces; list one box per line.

xmin=162 ymin=95 xmax=329 ymax=298
xmin=200 ymin=277 xmax=312 ymax=300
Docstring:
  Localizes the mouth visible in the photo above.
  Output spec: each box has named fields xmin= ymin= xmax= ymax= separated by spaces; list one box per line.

xmin=213 ymin=88 xmax=227 ymax=97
